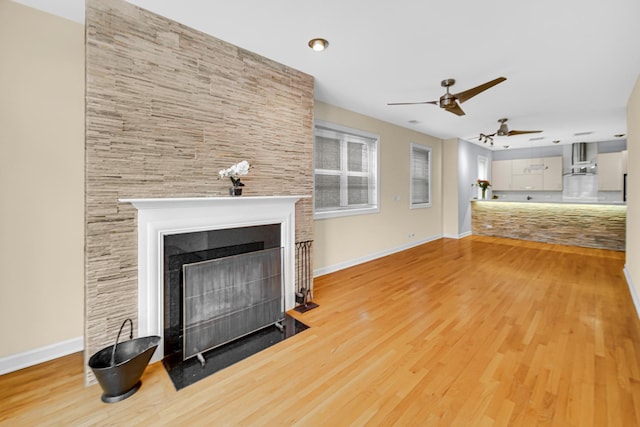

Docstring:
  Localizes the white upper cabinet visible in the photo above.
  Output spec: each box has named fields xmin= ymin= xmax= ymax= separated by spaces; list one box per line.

xmin=491 ymin=160 xmax=512 ymax=190
xmin=510 ymin=158 xmax=544 ymax=190
xmin=491 ymin=156 xmax=562 ymax=191
xmin=543 ymin=156 xmax=563 ymax=190
xmin=598 ymin=152 xmax=624 ymax=191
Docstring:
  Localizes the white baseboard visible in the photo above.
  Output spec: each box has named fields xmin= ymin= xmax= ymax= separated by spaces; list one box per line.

xmin=443 ymin=231 xmax=472 ymax=239
xmin=624 ymin=265 xmax=640 ymax=319
xmin=0 ymin=336 xmax=83 ymax=375
xmin=314 ymin=234 xmax=443 ymax=277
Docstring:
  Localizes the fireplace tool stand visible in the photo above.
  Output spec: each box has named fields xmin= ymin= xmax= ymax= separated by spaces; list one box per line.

xmin=294 ymin=240 xmax=318 ymax=313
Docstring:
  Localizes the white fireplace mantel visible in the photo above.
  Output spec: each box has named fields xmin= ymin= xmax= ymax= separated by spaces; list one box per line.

xmin=120 ymin=195 xmax=307 ymax=362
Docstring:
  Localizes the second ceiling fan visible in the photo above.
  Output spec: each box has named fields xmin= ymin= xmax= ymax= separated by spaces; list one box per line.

xmin=479 ymin=118 xmax=543 ymax=145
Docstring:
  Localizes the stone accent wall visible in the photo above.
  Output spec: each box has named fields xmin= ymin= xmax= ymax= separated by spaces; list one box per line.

xmin=471 ymin=201 xmax=626 ymax=251
xmin=85 ymin=0 xmax=314 ymax=382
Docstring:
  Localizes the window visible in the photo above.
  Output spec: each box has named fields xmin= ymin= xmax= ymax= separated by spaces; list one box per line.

xmin=410 ymin=143 xmax=431 ymax=208
xmin=477 ymin=155 xmax=488 ymax=199
xmin=314 ymin=121 xmax=379 ymax=219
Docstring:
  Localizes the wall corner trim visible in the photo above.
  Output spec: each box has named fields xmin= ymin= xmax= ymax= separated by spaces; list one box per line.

xmin=0 ymin=336 xmax=83 ymax=375
xmin=624 ymin=265 xmax=640 ymax=319
xmin=443 ymin=231 xmax=472 ymax=239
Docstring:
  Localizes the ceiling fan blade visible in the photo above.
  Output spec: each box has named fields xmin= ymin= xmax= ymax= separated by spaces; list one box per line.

xmin=454 ymin=77 xmax=507 ymax=104
xmin=387 ymin=101 xmax=438 ymax=106
xmin=445 ymin=102 xmax=465 ymax=116
xmin=507 ymin=130 xmax=543 ymax=136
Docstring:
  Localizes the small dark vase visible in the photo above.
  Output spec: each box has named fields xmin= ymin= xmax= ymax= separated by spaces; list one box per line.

xmin=229 ymin=177 xmax=244 ymax=196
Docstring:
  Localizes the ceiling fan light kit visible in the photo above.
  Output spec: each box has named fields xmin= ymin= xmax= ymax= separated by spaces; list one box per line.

xmin=479 ymin=133 xmax=494 ymax=146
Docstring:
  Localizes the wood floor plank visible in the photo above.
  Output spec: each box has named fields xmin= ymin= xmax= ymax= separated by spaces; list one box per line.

xmin=1 ymin=235 xmax=638 ymax=426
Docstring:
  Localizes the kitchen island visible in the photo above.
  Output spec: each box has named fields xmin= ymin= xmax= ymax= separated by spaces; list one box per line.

xmin=471 ymin=200 xmax=626 ymax=251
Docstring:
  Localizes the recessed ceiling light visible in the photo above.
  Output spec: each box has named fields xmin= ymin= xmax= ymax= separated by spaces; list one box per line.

xmin=529 ymin=136 xmax=544 ymax=141
xmin=408 ymin=120 xmax=420 ymax=124
xmin=503 ymin=145 xmax=510 ymax=149
xmin=573 ymin=131 xmax=593 ymax=136
xmin=614 ymin=133 xmax=626 ymax=138
xmin=308 ymin=38 xmax=329 ymax=52
xmin=553 ymin=140 xmax=560 ymax=144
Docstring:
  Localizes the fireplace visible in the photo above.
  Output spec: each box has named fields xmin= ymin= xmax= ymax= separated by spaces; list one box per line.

xmin=120 ymin=196 xmax=304 ymax=365
xmin=163 ymin=224 xmax=282 ymax=367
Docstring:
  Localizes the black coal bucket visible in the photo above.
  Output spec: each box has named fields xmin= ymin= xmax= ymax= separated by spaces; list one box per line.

xmin=88 ymin=319 xmax=160 ymax=403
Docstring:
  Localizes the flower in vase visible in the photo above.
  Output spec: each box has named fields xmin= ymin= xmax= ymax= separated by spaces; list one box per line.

xmin=477 ymin=179 xmax=491 ymax=199
xmin=218 ymin=160 xmax=251 ymax=187
xmin=477 ymin=179 xmax=491 ymax=190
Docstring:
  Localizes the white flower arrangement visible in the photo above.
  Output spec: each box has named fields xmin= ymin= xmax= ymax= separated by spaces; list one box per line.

xmin=218 ymin=160 xmax=251 ymax=187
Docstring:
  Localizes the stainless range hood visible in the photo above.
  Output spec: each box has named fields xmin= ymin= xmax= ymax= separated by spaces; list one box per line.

xmin=570 ymin=142 xmax=597 ymax=175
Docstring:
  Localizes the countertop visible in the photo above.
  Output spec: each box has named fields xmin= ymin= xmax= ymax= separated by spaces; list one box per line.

xmin=471 ymin=199 xmax=626 ymax=206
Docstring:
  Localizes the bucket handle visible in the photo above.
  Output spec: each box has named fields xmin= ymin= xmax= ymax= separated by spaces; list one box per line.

xmin=110 ymin=318 xmax=133 ymax=367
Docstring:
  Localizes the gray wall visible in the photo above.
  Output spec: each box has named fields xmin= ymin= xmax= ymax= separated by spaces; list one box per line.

xmin=598 ymin=139 xmax=628 ymax=153
xmin=457 ymin=139 xmax=493 ymax=235
xmin=492 ymin=144 xmax=563 ymax=161
xmin=492 ymin=140 xmax=626 ymax=160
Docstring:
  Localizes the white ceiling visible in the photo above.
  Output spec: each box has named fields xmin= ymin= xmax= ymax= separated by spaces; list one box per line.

xmin=14 ymin=0 xmax=640 ymax=150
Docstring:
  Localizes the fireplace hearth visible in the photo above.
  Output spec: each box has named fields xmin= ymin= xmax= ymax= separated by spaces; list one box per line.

xmin=164 ymin=314 xmax=307 ymax=390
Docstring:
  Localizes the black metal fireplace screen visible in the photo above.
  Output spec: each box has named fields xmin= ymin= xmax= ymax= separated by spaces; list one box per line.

xmin=182 ymin=247 xmax=283 ymax=361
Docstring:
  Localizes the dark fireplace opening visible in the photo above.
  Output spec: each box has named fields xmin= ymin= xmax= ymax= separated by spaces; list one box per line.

xmin=162 ymin=224 xmax=308 ymax=390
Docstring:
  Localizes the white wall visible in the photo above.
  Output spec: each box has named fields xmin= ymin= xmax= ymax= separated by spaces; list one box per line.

xmin=626 ymin=73 xmax=640 ymax=312
xmin=313 ymin=101 xmax=443 ymax=274
xmin=0 ymin=1 xmax=84 ymax=358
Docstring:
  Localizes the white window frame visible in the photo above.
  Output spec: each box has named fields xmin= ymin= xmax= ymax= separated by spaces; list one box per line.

xmin=477 ymin=155 xmax=489 ymax=199
xmin=313 ymin=120 xmax=380 ymax=220
xmin=410 ymin=143 xmax=432 ymax=209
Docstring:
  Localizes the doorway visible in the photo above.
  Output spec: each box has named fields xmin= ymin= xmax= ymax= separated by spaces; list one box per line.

xmin=477 ymin=155 xmax=488 ymax=199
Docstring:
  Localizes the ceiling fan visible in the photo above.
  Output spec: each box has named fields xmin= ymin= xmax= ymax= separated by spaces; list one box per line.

xmin=388 ymin=77 xmax=506 ymax=116
xmin=479 ymin=118 xmax=543 ymax=145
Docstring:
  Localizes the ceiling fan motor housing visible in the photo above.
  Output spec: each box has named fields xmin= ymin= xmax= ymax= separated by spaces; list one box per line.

xmin=497 ymin=118 xmax=509 ymax=136
xmin=440 ymin=93 xmax=457 ymax=109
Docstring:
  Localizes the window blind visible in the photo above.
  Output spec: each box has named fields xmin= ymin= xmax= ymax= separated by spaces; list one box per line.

xmin=411 ymin=144 xmax=431 ymax=206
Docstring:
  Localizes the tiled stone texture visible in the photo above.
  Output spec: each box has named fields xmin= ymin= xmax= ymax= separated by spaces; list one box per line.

xmin=471 ymin=201 xmax=626 ymax=251
xmin=85 ymin=0 xmax=313 ymax=382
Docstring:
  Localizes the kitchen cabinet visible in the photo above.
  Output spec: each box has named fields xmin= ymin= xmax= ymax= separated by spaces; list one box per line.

xmin=511 ymin=158 xmax=544 ymax=190
xmin=543 ymin=156 xmax=563 ymax=190
xmin=491 ymin=160 xmax=512 ymax=190
xmin=491 ymin=156 xmax=562 ymax=191
xmin=598 ymin=151 xmax=624 ymax=191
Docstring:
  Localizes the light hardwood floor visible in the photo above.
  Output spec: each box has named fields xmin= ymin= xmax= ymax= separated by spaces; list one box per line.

xmin=1 ymin=236 xmax=639 ymax=426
